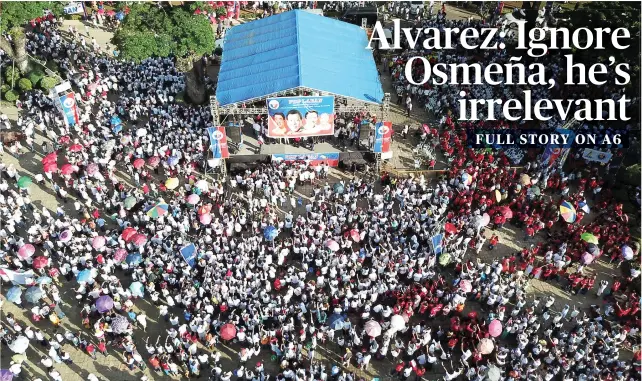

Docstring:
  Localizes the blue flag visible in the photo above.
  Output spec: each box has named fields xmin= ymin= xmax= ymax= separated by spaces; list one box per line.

xmin=431 ymin=234 xmax=443 ymax=255
xmin=180 ymin=243 xmax=197 ymax=268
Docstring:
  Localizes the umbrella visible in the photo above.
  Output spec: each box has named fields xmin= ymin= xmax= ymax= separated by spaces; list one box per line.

xmin=95 ymin=295 xmax=114 ymax=313
xmin=581 ymin=252 xmax=594 ymax=265
xmin=86 ymin=163 xmax=99 ymax=176
xmin=579 ymin=200 xmax=590 ymax=213
xmin=111 ymin=315 xmax=130 ymax=333
xmin=349 ymin=229 xmax=360 ymax=242
xmin=560 ymin=201 xmax=576 ymax=223
xmin=129 ymin=281 xmax=145 ymax=297
xmin=131 ymin=234 xmax=147 ymax=247
xmin=187 ymin=194 xmax=200 ymax=205
xmin=581 ymin=232 xmax=599 ymax=245
xmin=459 ymin=280 xmax=472 ymax=293
xmin=622 ymin=245 xmax=634 ymax=260
xmin=60 ymin=163 xmax=75 ymax=175
xmin=121 ymin=227 xmax=137 ymax=242
xmin=59 ymin=135 xmax=71 ymax=144
xmin=116 ymin=11 xmax=125 ymax=20
xmin=199 ymin=213 xmax=212 ymax=225
xmin=8 ymin=336 xmax=29 ymax=353
xmin=528 ymin=186 xmax=541 ymax=196
xmin=106 ymin=9 xmax=116 ymax=16
xmin=364 ymin=320 xmax=382 ymax=337
xmin=0 ymin=370 xmax=12 ymax=381
xmin=197 ymin=205 xmax=211 ymax=215
xmin=477 ymin=338 xmax=494 ymax=354
xmin=124 ymin=196 xmax=137 ymax=210
xmin=167 ymin=156 xmax=179 ymax=166
xmin=327 ymin=314 xmax=345 ymax=330
xmin=488 ymin=320 xmax=502 ymax=337
xmin=17 ymin=176 xmax=32 ymax=189
xmin=461 ymin=172 xmax=472 ymax=186
xmin=133 ymin=158 xmax=145 ymax=169
xmin=487 ymin=366 xmax=501 ymax=381
xmin=587 ymin=243 xmax=600 ymax=255
xmin=494 ymin=189 xmax=501 ymax=202
xmin=498 ymin=206 xmax=513 ymax=219
xmin=59 ymin=229 xmax=72 ymax=243
xmin=220 ymin=323 xmax=237 ymax=340
xmin=480 ymin=213 xmax=490 ymax=227
xmin=24 ymin=287 xmax=43 ymax=303
xmin=148 ymin=156 xmax=160 ymax=167
xmin=114 ymin=248 xmax=128 ymax=262
xmin=195 ymin=180 xmax=209 ymax=191
xmin=32 ymin=256 xmax=49 ymax=269
xmin=147 ymin=203 xmax=169 ymax=218
xmin=438 ymin=253 xmax=451 ymax=266
xmin=43 ymin=162 xmax=58 ymax=173
xmin=333 ymin=183 xmax=344 ymax=194
xmin=5 ymin=287 xmax=22 ymax=303
xmin=36 ymin=276 xmax=52 ymax=285
xmin=69 ymin=144 xmax=83 ymax=152
xmin=390 ymin=314 xmax=406 ymax=331
xmin=126 ymin=253 xmax=142 ymax=265
xmin=519 ymin=173 xmax=531 ymax=186
xmin=76 ymin=269 xmax=93 ymax=283
xmin=92 ymin=236 xmax=106 ymax=249
xmin=42 ymin=152 xmax=58 ymax=164
xmin=444 ymin=223 xmax=458 ymax=234
xmin=165 ymin=178 xmax=179 ymax=190
xmin=17 ymin=244 xmax=35 ymax=259
xmin=135 ymin=128 xmax=147 ymax=137
xmin=325 ymin=240 xmax=340 ymax=252
xmin=264 ymin=226 xmax=278 ymax=241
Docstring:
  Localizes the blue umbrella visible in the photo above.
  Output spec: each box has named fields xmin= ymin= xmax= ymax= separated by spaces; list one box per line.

xmin=263 ymin=226 xmax=278 ymax=241
xmin=112 ymin=124 xmax=123 ymax=133
xmin=5 ymin=287 xmax=22 ymax=303
xmin=333 ymin=183 xmax=344 ymax=194
xmin=76 ymin=269 xmax=93 ymax=283
xmin=36 ymin=276 xmax=52 ymax=284
xmin=129 ymin=281 xmax=144 ymax=297
xmin=24 ymin=287 xmax=43 ymax=303
xmin=110 ymin=115 xmax=122 ymax=125
xmin=327 ymin=313 xmax=345 ymax=330
xmin=126 ymin=253 xmax=142 ymax=265
xmin=116 ymin=11 xmax=125 ymax=21
xmin=168 ymin=156 xmax=179 ymax=166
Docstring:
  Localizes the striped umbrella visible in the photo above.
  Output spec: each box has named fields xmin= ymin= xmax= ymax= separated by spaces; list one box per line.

xmin=147 ymin=203 xmax=169 ymax=219
xmin=560 ymin=201 xmax=576 ymax=223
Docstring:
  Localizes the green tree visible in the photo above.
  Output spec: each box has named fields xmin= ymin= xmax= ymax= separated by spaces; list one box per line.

xmin=0 ymin=2 xmax=63 ymax=72
xmin=113 ymin=4 xmax=215 ymax=104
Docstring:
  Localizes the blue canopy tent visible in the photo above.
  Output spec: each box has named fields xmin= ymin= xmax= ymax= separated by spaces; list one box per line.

xmin=216 ymin=10 xmax=384 ymax=107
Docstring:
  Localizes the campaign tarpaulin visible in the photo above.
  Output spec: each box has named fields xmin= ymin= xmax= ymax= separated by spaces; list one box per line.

xmin=373 ymin=121 xmax=393 ymax=153
xmin=59 ymin=92 xmax=79 ymax=127
xmin=541 ymin=128 xmax=574 ymax=168
xmin=272 ymin=153 xmax=339 ymax=167
xmin=63 ymin=2 xmax=85 ymax=14
xmin=179 ymin=244 xmax=197 ymax=268
xmin=583 ymin=148 xmax=613 ymax=164
xmin=207 ymin=127 xmax=230 ymax=159
xmin=266 ymin=96 xmax=335 ymax=138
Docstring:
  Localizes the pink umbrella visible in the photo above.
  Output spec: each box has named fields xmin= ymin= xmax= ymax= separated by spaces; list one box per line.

xmin=131 ymin=234 xmax=147 ymax=247
xmin=349 ymin=229 xmax=360 ymax=242
xmin=60 ymin=164 xmax=75 ymax=175
xmin=325 ymin=240 xmax=340 ymax=252
xmin=92 ymin=236 xmax=106 ymax=249
xmin=477 ymin=338 xmax=494 ymax=354
xmin=43 ymin=162 xmax=58 ymax=173
xmin=480 ymin=213 xmax=490 ymax=227
xmin=581 ymin=252 xmax=594 ymax=265
xmin=69 ymin=144 xmax=83 ymax=152
xmin=133 ymin=158 xmax=145 ymax=169
xmin=364 ymin=320 xmax=382 ymax=337
xmin=459 ymin=280 xmax=472 ymax=293
xmin=187 ymin=194 xmax=200 ymax=205
xmin=106 ymin=10 xmax=116 ymax=16
xmin=58 ymin=136 xmax=71 ymax=144
xmin=488 ymin=320 xmax=502 ymax=337
xmin=199 ymin=213 xmax=212 ymax=225
xmin=148 ymin=156 xmax=160 ymax=167
xmin=114 ymin=248 xmax=127 ymax=262
xmin=42 ymin=152 xmax=58 ymax=164
xmin=121 ymin=227 xmax=137 ymax=242
xmin=97 ymin=8 xmax=105 ymax=14
xmin=86 ymin=163 xmax=99 ymax=176
xmin=18 ymin=244 xmax=36 ymax=259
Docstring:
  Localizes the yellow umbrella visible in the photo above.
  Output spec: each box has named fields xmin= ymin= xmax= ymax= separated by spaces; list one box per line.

xmin=165 ymin=177 xmax=179 ymax=190
xmin=519 ymin=174 xmax=531 ymax=186
xmin=494 ymin=190 xmax=501 ymax=203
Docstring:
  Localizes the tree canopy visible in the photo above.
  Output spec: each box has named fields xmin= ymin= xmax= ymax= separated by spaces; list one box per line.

xmin=113 ymin=4 xmax=215 ymax=63
xmin=0 ymin=2 xmax=63 ymax=31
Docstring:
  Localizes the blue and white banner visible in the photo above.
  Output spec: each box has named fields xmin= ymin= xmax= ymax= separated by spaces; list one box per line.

xmin=207 ymin=127 xmax=230 ymax=159
xmin=431 ymin=233 xmax=443 ymax=255
xmin=179 ymin=243 xmax=197 ymax=268
xmin=63 ymin=2 xmax=85 ymax=14
xmin=59 ymin=92 xmax=79 ymax=127
xmin=582 ymin=148 xmax=613 ymax=164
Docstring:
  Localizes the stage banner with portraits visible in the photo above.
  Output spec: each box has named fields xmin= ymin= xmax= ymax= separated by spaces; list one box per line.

xmin=207 ymin=126 xmax=230 ymax=159
xmin=272 ymin=153 xmax=340 ymax=167
xmin=266 ymin=96 xmax=335 ymax=138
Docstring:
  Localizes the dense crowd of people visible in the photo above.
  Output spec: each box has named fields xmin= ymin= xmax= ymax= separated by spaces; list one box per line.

xmin=0 ymin=4 xmax=640 ymax=381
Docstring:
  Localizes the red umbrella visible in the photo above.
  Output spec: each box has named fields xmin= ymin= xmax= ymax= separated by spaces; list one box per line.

xmin=444 ymin=223 xmax=458 ymax=234
xmin=59 ymin=136 xmax=71 ymax=144
xmin=349 ymin=229 xmax=360 ymax=242
xmin=220 ymin=323 xmax=237 ymax=340
xmin=498 ymin=206 xmax=513 ymax=219
xmin=86 ymin=163 xmax=99 ymax=176
xmin=121 ymin=227 xmax=137 ymax=242
xmin=42 ymin=152 xmax=58 ymax=164
xmin=33 ymin=256 xmax=49 ymax=269
xmin=147 ymin=156 xmax=160 ymax=167
xmin=133 ymin=158 xmax=145 ymax=169
xmin=69 ymin=144 xmax=83 ymax=152
xmin=43 ymin=162 xmax=58 ymax=173
xmin=131 ymin=234 xmax=147 ymax=247
xmin=106 ymin=10 xmax=116 ymax=16
xmin=60 ymin=164 xmax=75 ymax=175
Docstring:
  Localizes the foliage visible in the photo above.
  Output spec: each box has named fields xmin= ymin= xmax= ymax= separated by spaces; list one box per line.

xmin=113 ymin=4 xmax=215 ymax=63
xmin=18 ymin=78 xmax=33 ymax=91
xmin=215 ymin=7 xmax=227 ymax=17
xmin=27 ymin=69 xmax=45 ymax=86
xmin=0 ymin=2 xmax=64 ymax=30
xmin=477 ymin=2 xmax=495 ymax=20
xmin=39 ymin=76 xmax=57 ymax=91
xmin=4 ymin=90 xmax=19 ymax=102
xmin=0 ymin=85 xmax=9 ymax=94
xmin=4 ymin=67 xmax=21 ymax=84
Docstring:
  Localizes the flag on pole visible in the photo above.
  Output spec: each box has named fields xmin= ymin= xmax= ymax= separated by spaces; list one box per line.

xmin=431 ymin=233 xmax=443 ymax=255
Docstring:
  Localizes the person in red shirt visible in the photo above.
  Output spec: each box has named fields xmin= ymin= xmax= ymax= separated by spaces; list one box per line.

xmin=489 ymin=235 xmax=499 ymax=250
xmin=97 ymin=340 xmax=108 ymax=357
xmin=86 ymin=342 xmax=97 ymax=359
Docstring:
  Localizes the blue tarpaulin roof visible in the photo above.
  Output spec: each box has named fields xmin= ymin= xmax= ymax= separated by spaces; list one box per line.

xmin=216 ymin=10 xmax=384 ymax=106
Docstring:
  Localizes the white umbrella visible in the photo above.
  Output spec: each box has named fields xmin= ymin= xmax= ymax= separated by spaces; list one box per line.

xmin=486 ymin=366 xmax=501 ymax=381
xmin=9 ymin=336 xmax=30 ymax=353
xmin=325 ymin=240 xmax=340 ymax=252
xmin=195 ymin=180 xmax=209 ymax=191
xmin=390 ymin=314 xmax=406 ymax=331
xmin=136 ymin=128 xmax=148 ymax=137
